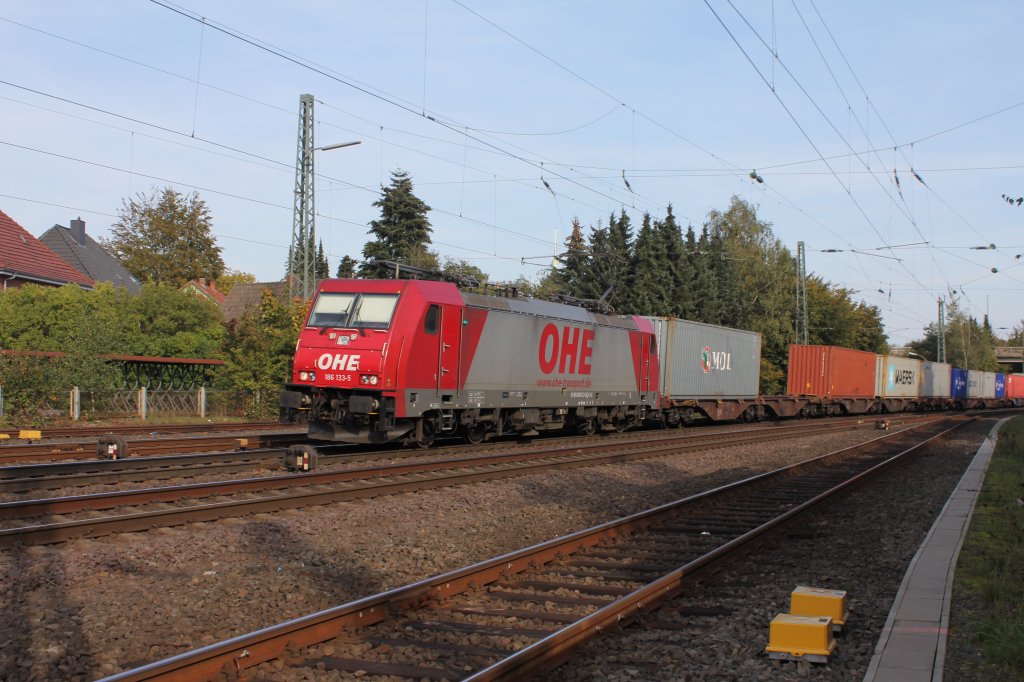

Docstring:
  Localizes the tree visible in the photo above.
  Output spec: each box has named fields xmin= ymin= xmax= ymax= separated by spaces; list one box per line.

xmin=804 ymin=276 xmax=886 ymax=352
xmin=545 ymin=218 xmax=588 ymax=297
xmin=441 ymin=258 xmax=488 ymax=288
xmin=626 ymin=213 xmax=670 ymax=315
xmin=336 ymin=255 xmax=357 ymax=279
xmin=0 ymin=281 xmax=225 ymax=423
xmin=706 ymin=197 xmax=796 ymax=394
xmin=908 ymin=296 xmax=1000 ymax=369
xmin=315 ymin=240 xmax=330 ymax=281
xmin=106 ymin=186 xmax=224 ymax=285
xmin=359 ymin=170 xmax=438 ymax=277
xmin=218 ymin=289 xmax=305 ymax=418
xmin=217 ymin=269 xmax=256 ymax=295
xmin=655 ymin=206 xmax=687 ymax=316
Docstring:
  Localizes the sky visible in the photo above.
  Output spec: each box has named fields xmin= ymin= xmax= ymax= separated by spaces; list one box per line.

xmin=1 ymin=1 xmax=1022 ymax=345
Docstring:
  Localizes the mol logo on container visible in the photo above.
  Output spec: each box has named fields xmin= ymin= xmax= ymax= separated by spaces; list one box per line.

xmin=700 ymin=346 xmax=732 ymax=374
xmin=538 ymin=324 xmax=594 ymax=375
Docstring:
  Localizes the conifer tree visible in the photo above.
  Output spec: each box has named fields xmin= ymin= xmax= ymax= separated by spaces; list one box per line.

xmin=315 ymin=240 xmax=330 ymax=281
xmin=359 ymin=169 xmax=438 ymax=278
xmin=551 ymin=218 xmax=589 ymax=296
xmin=655 ymin=206 xmax=686 ymax=315
xmin=605 ymin=210 xmax=634 ymax=311
xmin=627 ymin=214 xmax=670 ymax=315
xmin=335 ymin=255 xmax=357 ymax=279
xmin=579 ymin=223 xmax=611 ymax=303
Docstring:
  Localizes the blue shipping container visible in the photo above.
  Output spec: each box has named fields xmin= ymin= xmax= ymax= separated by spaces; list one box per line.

xmin=996 ymin=373 xmax=1007 ymax=398
xmin=951 ymin=368 xmax=969 ymax=399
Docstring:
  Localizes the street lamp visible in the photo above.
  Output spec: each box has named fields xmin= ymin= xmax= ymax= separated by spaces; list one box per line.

xmin=906 ymin=351 xmax=926 ymax=361
xmin=317 ymin=141 xmax=361 ymax=152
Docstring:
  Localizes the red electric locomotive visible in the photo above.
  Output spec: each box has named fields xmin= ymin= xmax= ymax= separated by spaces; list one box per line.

xmin=280 ymin=279 xmax=660 ymax=448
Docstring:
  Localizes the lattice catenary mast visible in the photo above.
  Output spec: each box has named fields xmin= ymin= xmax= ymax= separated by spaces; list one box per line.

xmin=937 ymin=297 xmax=946 ymax=363
xmin=795 ymin=241 xmax=809 ymax=344
xmin=290 ymin=94 xmax=316 ymax=301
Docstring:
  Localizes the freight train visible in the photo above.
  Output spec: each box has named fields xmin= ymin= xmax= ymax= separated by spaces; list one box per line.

xmin=279 ymin=278 xmax=1021 ymax=458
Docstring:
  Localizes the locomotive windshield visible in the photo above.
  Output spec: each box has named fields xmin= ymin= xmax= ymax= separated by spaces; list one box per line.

xmin=308 ymin=292 xmax=399 ymax=329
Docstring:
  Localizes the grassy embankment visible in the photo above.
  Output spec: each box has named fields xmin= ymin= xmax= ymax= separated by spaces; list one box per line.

xmin=953 ymin=415 xmax=1024 ymax=680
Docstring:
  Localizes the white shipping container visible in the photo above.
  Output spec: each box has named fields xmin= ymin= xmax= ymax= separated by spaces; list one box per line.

xmin=645 ymin=317 xmax=761 ymax=399
xmin=874 ymin=355 xmax=922 ymax=398
xmin=966 ymin=370 xmax=996 ymax=398
xmin=921 ymin=362 xmax=951 ymax=398
xmin=982 ymin=371 xmax=997 ymax=398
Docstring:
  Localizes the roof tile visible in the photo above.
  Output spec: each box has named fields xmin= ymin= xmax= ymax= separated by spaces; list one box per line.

xmin=0 ymin=208 xmax=94 ymax=287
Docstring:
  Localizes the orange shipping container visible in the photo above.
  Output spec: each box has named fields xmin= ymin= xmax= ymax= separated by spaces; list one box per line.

xmin=1007 ymin=373 xmax=1024 ymax=399
xmin=787 ymin=344 xmax=877 ymax=398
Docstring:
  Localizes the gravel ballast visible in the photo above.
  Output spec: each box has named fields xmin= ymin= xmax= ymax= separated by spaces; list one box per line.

xmin=0 ymin=420 xmax=990 ymax=680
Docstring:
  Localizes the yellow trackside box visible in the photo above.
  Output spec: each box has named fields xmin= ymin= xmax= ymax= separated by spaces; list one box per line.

xmin=18 ymin=430 xmax=42 ymax=440
xmin=0 ymin=434 xmax=9 ymax=440
xmin=764 ymin=614 xmax=837 ymax=662
xmin=790 ymin=586 xmax=848 ymax=629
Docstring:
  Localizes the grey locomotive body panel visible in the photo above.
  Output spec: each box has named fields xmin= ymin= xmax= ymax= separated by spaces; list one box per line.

xmin=644 ymin=317 xmax=761 ymax=399
xmin=460 ymin=303 xmax=651 ymax=409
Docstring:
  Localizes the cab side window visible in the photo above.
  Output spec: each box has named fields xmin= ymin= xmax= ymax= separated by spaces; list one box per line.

xmin=424 ymin=305 xmax=439 ymax=335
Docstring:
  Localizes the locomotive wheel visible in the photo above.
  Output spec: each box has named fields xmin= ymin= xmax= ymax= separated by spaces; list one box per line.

xmin=579 ymin=417 xmax=597 ymax=436
xmin=462 ymin=423 xmax=487 ymax=445
xmin=414 ymin=420 xmax=436 ymax=448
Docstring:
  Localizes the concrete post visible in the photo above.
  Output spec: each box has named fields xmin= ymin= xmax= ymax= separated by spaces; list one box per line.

xmin=198 ymin=386 xmax=206 ymax=418
xmin=70 ymin=386 xmax=80 ymax=421
xmin=139 ymin=386 xmax=147 ymax=420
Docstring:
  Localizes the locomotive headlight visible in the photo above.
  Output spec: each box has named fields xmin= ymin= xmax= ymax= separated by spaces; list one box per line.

xmin=360 ymin=374 xmax=378 ymax=385
xmin=300 ymin=371 xmax=309 ymax=381
xmin=369 ymin=375 xmax=379 ymax=385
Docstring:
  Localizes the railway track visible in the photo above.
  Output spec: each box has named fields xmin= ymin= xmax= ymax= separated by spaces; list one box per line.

xmin=0 ymin=429 xmax=307 ymax=465
xmin=0 ymin=420 xmax=289 ymax=441
xmin=0 ymin=413 xmax=937 ymax=493
xmin=0 ymin=417 xmax=941 ymax=547
xmin=97 ymin=416 xmax=967 ymax=681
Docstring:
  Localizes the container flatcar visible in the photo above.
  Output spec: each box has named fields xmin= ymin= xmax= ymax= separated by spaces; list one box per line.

xmin=644 ymin=317 xmax=761 ymax=423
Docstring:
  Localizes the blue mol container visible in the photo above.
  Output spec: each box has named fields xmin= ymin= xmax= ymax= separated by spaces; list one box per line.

xmin=996 ymin=373 xmax=1007 ymax=398
xmin=950 ymin=368 xmax=969 ymax=399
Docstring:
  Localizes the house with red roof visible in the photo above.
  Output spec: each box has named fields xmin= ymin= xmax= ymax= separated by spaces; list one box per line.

xmin=0 ymin=208 xmax=94 ymax=291
xmin=183 ymin=277 xmax=226 ymax=305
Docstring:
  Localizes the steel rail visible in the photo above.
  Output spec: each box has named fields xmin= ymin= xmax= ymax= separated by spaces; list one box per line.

xmin=0 ymin=420 xmax=288 ymax=440
xmin=0 ymin=418 xmax=903 ymax=546
xmin=0 ymin=416 xmax=880 ymax=493
xmin=95 ymin=418 xmax=967 ymax=682
xmin=0 ymin=448 xmax=296 ymax=492
xmin=0 ymin=431 xmax=307 ymax=464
